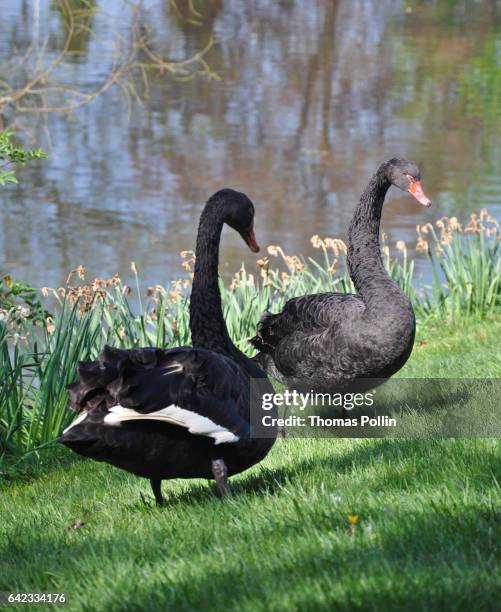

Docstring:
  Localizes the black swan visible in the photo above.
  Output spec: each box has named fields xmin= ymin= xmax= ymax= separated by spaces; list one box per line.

xmin=251 ymin=158 xmax=431 ymax=394
xmin=60 ymin=189 xmax=277 ymax=505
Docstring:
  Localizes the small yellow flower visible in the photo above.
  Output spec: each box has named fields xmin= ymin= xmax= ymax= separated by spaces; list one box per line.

xmin=130 ymin=261 xmax=137 ymax=274
xmin=348 ymin=514 xmax=359 ymax=526
xmin=396 ymin=240 xmax=406 ymax=252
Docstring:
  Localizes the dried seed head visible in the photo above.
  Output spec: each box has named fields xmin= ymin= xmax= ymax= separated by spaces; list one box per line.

xmin=310 ymin=235 xmax=323 ymax=248
xmin=464 ymin=213 xmax=482 ymax=234
xmin=416 ymin=236 xmax=429 ymax=253
xmin=267 ymin=245 xmax=281 ymax=257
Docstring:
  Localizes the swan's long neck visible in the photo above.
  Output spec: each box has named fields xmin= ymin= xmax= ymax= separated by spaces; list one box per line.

xmin=189 ymin=202 xmax=255 ymax=373
xmin=347 ymin=171 xmax=403 ymax=307
xmin=190 ymin=202 xmax=231 ymax=353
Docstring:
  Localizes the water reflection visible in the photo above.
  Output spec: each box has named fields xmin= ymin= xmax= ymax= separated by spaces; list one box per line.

xmin=54 ymin=0 xmax=97 ymax=59
xmin=0 ymin=0 xmax=500 ymax=290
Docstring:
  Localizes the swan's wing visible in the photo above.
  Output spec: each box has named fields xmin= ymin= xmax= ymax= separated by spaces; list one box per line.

xmin=62 ymin=345 xmax=250 ymax=446
xmin=251 ymin=292 xmax=364 ymax=352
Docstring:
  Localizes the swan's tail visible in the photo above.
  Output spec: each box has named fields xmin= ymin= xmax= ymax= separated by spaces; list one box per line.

xmin=65 ymin=348 xmax=123 ymax=414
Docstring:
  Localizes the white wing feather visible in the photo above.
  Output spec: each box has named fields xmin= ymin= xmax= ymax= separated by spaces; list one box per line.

xmin=103 ymin=404 xmax=239 ymax=445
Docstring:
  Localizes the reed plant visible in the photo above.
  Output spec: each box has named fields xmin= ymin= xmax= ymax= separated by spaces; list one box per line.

xmin=0 ymin=211 xmax=499 ymax=463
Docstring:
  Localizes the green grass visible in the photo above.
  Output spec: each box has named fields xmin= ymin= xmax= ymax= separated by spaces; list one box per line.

xmin=402 ymin=316 xmax=501 ymax=378
xmin=1 ymin=317 xmax=500 ymax=611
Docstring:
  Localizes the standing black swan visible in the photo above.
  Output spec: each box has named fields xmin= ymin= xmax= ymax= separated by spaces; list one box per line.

xmin=61 ymin=189 xmax=276 ymax=505
xmin=251 ymin=158 xmax=431 ymax=394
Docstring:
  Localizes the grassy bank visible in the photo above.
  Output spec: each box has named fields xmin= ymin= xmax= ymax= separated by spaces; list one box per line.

xmin=1 ymin=317 xmax=500 ymax=611
xmin=1 ymin=211 xmax=499 ymax=461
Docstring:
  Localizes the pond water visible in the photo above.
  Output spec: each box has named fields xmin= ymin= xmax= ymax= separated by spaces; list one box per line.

xmin=0 ymin=0 xmax=500 ymax=290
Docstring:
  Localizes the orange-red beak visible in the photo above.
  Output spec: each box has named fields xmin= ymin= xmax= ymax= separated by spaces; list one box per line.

xmin=408 ymin=180 xmax=432 ymax=208
xmin=244 ymin=226 xmax=260 ymax=252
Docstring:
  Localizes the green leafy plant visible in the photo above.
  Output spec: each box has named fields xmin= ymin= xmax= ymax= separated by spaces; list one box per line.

xmin=0 ymin=130 xmax=46 ymax=186
xmin=0 ymin=131 xmax=47 ymax=322
xmin=0 ymin=276 xmax=50 ymax=325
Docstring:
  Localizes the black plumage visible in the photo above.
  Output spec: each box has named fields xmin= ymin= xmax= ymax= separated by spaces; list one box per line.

xmin=251 ymin=158 xmax=432 ymax=394
xmin=61 ymin=189 xmax=276 ymax=504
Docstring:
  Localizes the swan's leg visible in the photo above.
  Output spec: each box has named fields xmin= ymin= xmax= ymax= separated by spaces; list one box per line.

xmin=211 ymin=459 xmax=232 ymax=497
xmin=150 ymin=478 xmax=165 ymax=506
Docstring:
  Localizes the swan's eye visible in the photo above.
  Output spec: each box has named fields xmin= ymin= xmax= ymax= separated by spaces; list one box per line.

xmin=403 ymin=172 xmax=419 ymax=183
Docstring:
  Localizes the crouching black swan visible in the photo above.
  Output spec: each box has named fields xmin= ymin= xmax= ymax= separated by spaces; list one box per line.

xmin=251 ymin=158 xmax=431 ymax=394
xmin=61 ymin=189 xmax=277 ymax=505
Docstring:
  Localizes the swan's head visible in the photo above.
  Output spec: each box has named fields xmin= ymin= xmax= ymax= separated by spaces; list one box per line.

xmin=384 ymin=158 xmax=432 ymax=208
xmin=211 ymin=188 xmax=260 ymax=252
